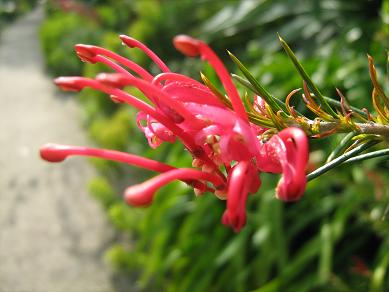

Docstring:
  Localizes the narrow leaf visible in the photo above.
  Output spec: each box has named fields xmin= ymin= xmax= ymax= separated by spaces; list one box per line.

xmin=278 ymin=34 xmax=338 ymax=118
xmin=228 ymin=51 xmax=287 ymax=116
xmin=232 ymin=74 xmax=292 ymax=115
xmin=326 ymin=132 xmax=356 ymax=163
xmin=368 ymin=55 xmax=389 ymax=109
xmin=345 ymin=148 xmax=389 ymax=164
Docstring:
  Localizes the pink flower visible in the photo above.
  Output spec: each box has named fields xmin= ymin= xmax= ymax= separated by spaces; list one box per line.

xmin=41 ymin=34 xmax=310 ymax=232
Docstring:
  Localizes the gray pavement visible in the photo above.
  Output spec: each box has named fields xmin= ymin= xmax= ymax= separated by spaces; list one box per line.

xmin=0 ymin=7 xmax=119 ymax=292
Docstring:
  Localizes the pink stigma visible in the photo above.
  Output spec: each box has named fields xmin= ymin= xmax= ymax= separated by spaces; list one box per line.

xmin=173 ymin=35 xmax=201 ymax=57
xmin=124 ymin=183 xmax=155 ymax=207
xmin=54 ymin=77 xmax=84 ymax=92
xmin=40 ymin=143 xmax=71 ymax=162
xmin=74 ymin=44 xmax=97 ymax=63
xmin=120 ymin=35 xmax=170 ymax=73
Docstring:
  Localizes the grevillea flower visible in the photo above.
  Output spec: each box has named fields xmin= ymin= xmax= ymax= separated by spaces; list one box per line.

xmin=40 ymin=34 xmax=309 ymax=232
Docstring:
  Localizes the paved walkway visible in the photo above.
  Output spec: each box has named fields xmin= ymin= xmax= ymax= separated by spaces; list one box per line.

xmin=0 ymin=7 xmax=118 ymax=292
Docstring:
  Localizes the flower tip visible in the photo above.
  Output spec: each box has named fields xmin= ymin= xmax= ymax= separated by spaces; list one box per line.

xmin=54 ymin=77 xmax=83 ymax=92
xmin=173 ymin=35 xmax=200 ymax=57
xmin=74 ymin=44 xmax=97 ymax=63
xmin=124 ymin=184 xmax=154 ymax=207
xmin=109 ymin=95 xmax=124 ymax=103
xmin=119 ymin=35 xmax=136 ymax=48
xmin=275 ymin=177 xmax=306 ymax=202
xmin=222 ymin=211 xmax=245 ymax=233
xmin=40 ymin=143 xmax=68 ymax=162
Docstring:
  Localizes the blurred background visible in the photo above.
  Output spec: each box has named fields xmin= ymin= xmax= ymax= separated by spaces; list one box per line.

xmin=1 ymin=0 xmax=389 ymax=291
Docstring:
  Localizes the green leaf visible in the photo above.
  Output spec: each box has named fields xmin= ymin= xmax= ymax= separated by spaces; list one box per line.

xmin=228 ymin=51 xmax=288 ymax=116
xmin=278 ymin=34 xmax=338 ymax=118
xmin=319 ymin=223 xmax=333 ymax=284
xmin=326 ymin=132 xmax=356 ymax=163
xmin=232 ymin=74 xmax=298 ymax=115
xmin=370 ymin=253 xmax=389 ymax=292
xmin=345 ymin=148 xmax=389 ymax=164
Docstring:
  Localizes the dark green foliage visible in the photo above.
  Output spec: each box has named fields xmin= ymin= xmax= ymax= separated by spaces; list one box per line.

xmin=39 ymin=12 xmax=101 ymax=76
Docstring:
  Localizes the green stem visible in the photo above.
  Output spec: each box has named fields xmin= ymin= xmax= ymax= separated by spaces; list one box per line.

xmin=307 ymin=140 xmax=380 ymax=181
xmin=345 ymin=148 xmax=389 ymax=163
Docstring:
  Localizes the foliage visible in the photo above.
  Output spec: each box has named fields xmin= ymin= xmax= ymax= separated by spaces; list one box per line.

xmin=0 ymin=0 xmax=38 ymax=30
xmin=40 ymin=12 xmax=101 ymax=76
xmin=40 ymin=0 xmax=389 ymax=291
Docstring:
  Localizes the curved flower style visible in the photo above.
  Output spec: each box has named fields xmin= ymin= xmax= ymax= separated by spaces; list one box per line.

xmin=257 ymin=127 xmax=309 ymax=201
xmin=40 ymin=34 xmax=309 ymax=232
xmin=222 ymin=161 xmax=261 ymax=232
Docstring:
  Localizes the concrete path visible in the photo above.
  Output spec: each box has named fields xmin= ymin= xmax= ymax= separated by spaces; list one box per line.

xmin=0 ymin=7 xmax=118 ymax=292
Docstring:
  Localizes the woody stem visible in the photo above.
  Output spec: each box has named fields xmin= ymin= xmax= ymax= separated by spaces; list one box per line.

xmin=286 ymin=120 xmax=389 ymax=137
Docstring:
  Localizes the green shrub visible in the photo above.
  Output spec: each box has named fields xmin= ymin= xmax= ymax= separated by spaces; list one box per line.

xmin=88 ymin=176 xmax=117 ymax=207
xmin=0 ymin=0 xmax=38 ymax=29
xmin=40 ymin=12 xmax=101 ymax=75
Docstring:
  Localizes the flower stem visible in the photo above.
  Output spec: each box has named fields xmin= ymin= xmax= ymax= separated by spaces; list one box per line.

xmin=307 ymin=140 xmax=380 ymax=181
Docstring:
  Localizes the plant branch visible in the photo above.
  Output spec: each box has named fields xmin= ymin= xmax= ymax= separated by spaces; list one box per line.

xmin=285 ymin=120 xmax=389 ymax=137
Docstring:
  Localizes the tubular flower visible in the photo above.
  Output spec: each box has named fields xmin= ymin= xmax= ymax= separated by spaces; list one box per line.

xmin=40 ymin=34 xmax=310 ymax=232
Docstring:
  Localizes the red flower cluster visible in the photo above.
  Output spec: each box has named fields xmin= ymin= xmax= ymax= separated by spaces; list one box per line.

xmin=40 ymin=35 xmax=309 ymax=232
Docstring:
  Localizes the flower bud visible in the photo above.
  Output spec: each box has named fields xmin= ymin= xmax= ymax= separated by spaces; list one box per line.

xmin=74 ymin=44 xmax=97 ymax=63
xmin=54 ymin=77 xmax=84 ymax=92
xmin=173 ymin=35 xmax=201 ymax=57
xmin=40 ymin=144 xmax=69 ymax=162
